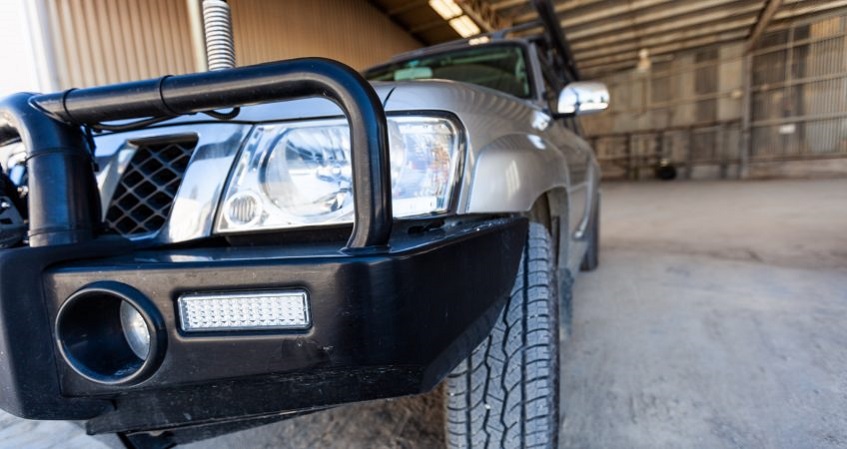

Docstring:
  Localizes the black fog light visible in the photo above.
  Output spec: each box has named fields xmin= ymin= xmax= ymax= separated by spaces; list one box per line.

xmin=55 ymin=282 xmax=165 ymax=385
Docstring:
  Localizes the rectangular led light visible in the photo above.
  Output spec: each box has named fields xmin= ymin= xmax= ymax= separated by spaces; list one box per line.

xmin=178 ymin=290 xmax=310 ymax=332
xmin=449 ymin=15 xmax=481 ymax=38
xmin=428 ymin=0 xmax=462 ymax=19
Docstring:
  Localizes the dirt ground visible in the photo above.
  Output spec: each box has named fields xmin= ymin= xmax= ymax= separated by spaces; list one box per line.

xmin=1 ymin=178 xmax=845 ymax=448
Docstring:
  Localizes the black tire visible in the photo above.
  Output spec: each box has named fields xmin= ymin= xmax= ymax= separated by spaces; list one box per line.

xmin=655 ymin=163 xmax=678 ymax=180
xmin=580 ymin=194 xmax=600 ymax=272
xmin=446 ymin=221 xmax=568 ymax=449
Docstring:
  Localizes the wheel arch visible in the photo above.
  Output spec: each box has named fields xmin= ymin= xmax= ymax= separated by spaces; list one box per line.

xmin=463 ymin=134 xmax=571 ymax=275
xmin=527 ymin=188 xmax=570 ymax=283
xmin=463 ymin=134 xmax=571 ymax=214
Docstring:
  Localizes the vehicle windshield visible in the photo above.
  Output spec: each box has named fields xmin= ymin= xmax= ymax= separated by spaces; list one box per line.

xmin=365 ymin=44 xmax=532 ymax=99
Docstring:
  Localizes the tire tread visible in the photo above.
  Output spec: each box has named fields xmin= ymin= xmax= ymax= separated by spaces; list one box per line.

xmin=446 ymin=222 xmax=562 ymax=449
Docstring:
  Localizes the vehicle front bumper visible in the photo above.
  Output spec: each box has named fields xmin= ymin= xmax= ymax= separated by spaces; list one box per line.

xmin=0 ymin=216 xmax=526 ymax=434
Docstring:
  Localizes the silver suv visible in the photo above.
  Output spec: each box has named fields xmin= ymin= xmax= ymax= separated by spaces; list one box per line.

xmin=0 ymin=2 xmax=606 ymax=447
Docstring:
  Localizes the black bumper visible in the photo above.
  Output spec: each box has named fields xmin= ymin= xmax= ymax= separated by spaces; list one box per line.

xmin=0 ymin=217 xmax=526 ymax=434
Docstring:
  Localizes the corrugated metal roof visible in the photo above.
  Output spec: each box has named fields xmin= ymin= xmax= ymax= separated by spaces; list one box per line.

xmin=369 ymin=0 xmax=465 ymax=44
xmin=369 ymin=0 xmax=847 ymax=75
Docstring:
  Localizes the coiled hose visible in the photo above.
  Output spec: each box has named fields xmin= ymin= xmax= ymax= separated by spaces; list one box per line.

xmin=203 ymin=0 xmax=236 ymax=70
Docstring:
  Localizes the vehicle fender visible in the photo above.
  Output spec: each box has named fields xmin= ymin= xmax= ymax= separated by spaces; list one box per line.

xmin=465 ymin=133 xmax=570 ymax=213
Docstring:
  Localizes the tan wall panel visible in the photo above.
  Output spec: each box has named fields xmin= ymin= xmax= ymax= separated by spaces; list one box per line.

xmin=48 ymin=0 xmax=195 ymax=88
xmin=48 ymin=0 xmax=419 ymax=89
xmin=229 ymin=0 xmax=421 ymax=70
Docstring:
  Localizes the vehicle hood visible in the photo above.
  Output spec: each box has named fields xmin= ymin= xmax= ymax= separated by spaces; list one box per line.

xmin=114 ymin=79 xmax=536 ymax=127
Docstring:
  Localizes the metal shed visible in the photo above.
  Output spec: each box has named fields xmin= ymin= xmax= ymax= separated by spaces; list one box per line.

xmin=369 ymin=0 xmax=847 ymax=178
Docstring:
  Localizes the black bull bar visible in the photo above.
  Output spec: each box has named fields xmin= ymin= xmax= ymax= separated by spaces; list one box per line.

xmin=0 ymin=59 xmax=526 ymax=443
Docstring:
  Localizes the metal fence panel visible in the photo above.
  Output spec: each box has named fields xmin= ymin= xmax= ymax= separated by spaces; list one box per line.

xmin=582 ymin=9 xmax=847 ymax=180
xmin=750 ymin=14 xmax=847 ymax=161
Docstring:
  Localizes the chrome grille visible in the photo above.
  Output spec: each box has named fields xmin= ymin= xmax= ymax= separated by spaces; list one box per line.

xmin=105 ymin=137 xmax=197 ymax=236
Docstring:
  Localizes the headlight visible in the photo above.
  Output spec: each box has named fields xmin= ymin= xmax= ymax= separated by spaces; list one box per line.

xmin=215 ymin=116 xmax=462 ymax=233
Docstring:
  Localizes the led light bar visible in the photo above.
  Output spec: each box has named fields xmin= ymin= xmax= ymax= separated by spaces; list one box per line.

xmin=449 ymin=15 xmax=480 ymax=38
xmin=178 ymin=290 xmax=310 ymax=332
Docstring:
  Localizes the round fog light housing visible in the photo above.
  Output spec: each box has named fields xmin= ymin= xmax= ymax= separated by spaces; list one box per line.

xmin=55 ymin=282 xmax=165 ymax=385
xmin=120 ymin=301 xmax=151 ymax=360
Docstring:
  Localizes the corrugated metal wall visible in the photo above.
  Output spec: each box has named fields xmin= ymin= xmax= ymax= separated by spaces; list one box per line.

xmin=750 ymin=14 xmax=847 ymax=161
xmin=230 ymin=0 xmax=421 ymax=70
xmin=582 ymin=9 xmax=847 ymax=180
xmin=47 ymin=0 xmax=196 ymax=88
xmin=46 ymin=0 xmax=421 ymax=89
xmin=582 ymin=42 xmax=745 ymax=180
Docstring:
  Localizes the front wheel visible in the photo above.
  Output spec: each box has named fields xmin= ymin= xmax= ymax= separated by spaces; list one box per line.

xmin=446 ymin=221 xmax=568 ymax=449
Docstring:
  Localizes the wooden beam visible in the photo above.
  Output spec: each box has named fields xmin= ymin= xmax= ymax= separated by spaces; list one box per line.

xmin=491 ymin=0 xmax=526 ymax=12
xmin=746 ymin=0 xmax=784 ymax=52
xmin=570 ymin=3 xmax=761 ymax=49
xmin=567 ymin=0 xmax=744 ymax=40
xmin=580 ymin=59 xmax=644 ymax=76
xmin=387 ymin=0 xmax=428 ymax=16
xmin=458 ymin=0 xmax=511 ymax=31
xmin=513 ymin=0 xmax=618 ymax=23
xmin=575 ymin=16 xmax=756 ymax=60
xmin=561 ymin=0 xmax=676 ymax=27
xmin=774 ymin=0 xmax=847 ymax=21
xmin=517 ymin=0 xmax=675 ymax=26
xmin=520 ymin=0 xmax=747 ymax=41
xmin=411 ymin=18 xmax=449 ymax=33
xmin=579 ymin=29 xmax=748 ymax=69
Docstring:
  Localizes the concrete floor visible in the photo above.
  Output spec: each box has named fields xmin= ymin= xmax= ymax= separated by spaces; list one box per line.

xmin=1 ymin=178 xmax=845 ymax=448
xmin=561 ymin=179 xmax=847 ymax=449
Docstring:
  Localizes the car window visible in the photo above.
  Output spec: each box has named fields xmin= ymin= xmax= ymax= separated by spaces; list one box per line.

xmin=365 ymin=44 xmax=533 ymax=99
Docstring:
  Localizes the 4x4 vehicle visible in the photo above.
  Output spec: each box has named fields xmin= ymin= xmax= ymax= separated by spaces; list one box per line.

xmin=0 ymin=1 xmax=606 ymax=447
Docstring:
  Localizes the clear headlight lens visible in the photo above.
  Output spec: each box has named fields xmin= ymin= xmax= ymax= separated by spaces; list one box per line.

xmin=216 ymin=116 xmax=461 ymax=233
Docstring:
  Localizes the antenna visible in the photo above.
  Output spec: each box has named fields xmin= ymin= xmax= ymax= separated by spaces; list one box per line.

xmin=202 ymin=0 xmax=236 ymax=71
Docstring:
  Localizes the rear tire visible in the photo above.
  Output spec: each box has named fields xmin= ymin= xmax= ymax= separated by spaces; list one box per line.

xmin=446 ymin=221 xmax=567 ymax=449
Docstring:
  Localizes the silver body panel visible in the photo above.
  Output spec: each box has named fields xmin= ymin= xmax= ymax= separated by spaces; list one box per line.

xmin=94 ymin=124 xmax=250 ymax=243
xmin=92 ymin=78 xmax=599 ymax=272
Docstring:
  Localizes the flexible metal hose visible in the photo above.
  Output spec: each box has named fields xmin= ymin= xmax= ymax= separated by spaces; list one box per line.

xmin=202 ymin=0 xmax=236 ymax=70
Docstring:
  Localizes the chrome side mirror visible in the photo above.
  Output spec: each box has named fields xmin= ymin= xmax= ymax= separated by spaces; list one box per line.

xmin=557 ymin=81 xmax=610 ymax=116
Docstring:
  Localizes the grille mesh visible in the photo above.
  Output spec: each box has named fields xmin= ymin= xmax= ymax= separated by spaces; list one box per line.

xmin=105 ymin=137 xmax=197 ymax=236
